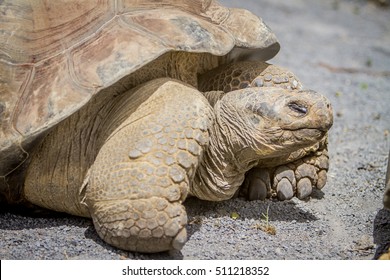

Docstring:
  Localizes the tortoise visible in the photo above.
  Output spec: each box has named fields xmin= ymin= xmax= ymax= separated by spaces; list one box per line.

xmin=0 ymin=0 xmax=333 ymax=253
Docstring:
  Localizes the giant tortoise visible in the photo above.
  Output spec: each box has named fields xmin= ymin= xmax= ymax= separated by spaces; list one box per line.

xmin=0 ymin=0 xmax=333 ymax=253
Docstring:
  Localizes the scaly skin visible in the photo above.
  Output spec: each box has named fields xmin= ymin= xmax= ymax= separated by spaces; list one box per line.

xmin=199 ymin=60 xmax=331 ymax=201
xmin=22 ymin=53 xmax=333 ymax=252
xmin=25 ymin=79 xmax=214 ymax=252
xmin=85 ymin=80 xmax=214 ymax=252
xmin=24 ymin=77 xmax=332 ymax=252
xmin=192 ymin=87 xmax=332 ymax=202
xmin=89 ymin=82 xmax=331 ymax=252
xmin=199 ymin=61 xmax=302 ymax=92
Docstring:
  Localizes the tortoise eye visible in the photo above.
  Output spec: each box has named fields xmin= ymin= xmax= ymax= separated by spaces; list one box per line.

xmin=288 ymin=102 xmax=308 ymax=115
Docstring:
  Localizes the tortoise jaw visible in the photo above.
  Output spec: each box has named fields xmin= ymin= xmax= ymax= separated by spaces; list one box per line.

xmin=289 ymin=128 xmax=328 ymax=143
xmin=266 ymin=128 xmax=327 ymax=156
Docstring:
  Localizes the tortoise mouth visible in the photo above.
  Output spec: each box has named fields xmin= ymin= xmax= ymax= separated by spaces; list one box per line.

xmin=287 ymin=128 xmax=328 ymax=143
xmin=249 ymin=127 xmax=327 ymax=158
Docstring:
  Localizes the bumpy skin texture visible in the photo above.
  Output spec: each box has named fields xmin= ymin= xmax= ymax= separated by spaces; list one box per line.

xmin=85 ymin=81 xmax=331 ymax=252
xmin=24 ymin=79 xmax=214 ymax=252
xmin=85 ymin=80 xmax=213 ymax=252
xmin=199 ymin=61 xmax=331 ymax=201
xmin=199 ymin=61 xmax=302 ymax=92
xmin=24 ymin=75 xmax=332 ymax=252
xmin=196 ymin=86 xmax=332 ymax=202
xmin=21 ymin=58 xmax=333 ymax=253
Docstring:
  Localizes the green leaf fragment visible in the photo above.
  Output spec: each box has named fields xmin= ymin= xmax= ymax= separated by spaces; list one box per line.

xmin=360 ymin=82 xmax=368 ymax=90
xmin=231 ymin=212 xmax=240 ymax=220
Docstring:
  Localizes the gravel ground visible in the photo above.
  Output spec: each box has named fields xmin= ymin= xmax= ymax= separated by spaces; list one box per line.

xmin=1 ymin=0 xmax=389 ymax=260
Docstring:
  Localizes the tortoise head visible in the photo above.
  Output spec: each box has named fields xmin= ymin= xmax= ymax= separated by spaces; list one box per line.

xmin=215 ymin=87 xmax=333 ymax=168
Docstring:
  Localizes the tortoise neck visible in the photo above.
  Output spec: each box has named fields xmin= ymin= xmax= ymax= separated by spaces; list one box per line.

xmin=191 ymin=105 xmax=257 ymax=201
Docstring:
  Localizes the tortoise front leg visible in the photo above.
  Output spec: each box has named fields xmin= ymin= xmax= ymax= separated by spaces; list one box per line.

xmin=85 ymin=79 xmax=213 ymax=253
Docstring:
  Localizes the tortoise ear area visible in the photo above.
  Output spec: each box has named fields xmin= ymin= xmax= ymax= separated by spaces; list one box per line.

xmin=245 ymin=101 xmax=277 ymax=119
xmin=250 ymin=115 xmax=261 ymax=125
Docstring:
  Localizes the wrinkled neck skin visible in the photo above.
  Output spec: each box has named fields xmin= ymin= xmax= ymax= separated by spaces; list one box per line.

xmin=191 ymin=102 xmax=260 ymax=201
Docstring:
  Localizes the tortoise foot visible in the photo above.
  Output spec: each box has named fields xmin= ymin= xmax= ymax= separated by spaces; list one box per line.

xmin=241 ymin=149 xmax=329 ymax=201
xmin=91 ymin=197 xmax=187 ymax=253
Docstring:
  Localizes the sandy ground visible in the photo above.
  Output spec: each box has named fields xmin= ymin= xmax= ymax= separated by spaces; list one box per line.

xmin=0 ymin=0 xmax=389 ymax=259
